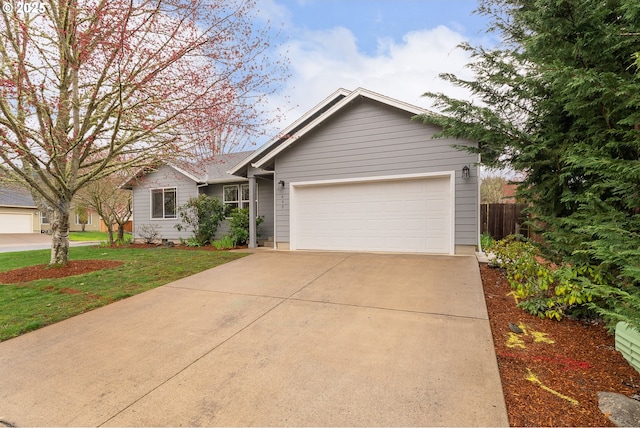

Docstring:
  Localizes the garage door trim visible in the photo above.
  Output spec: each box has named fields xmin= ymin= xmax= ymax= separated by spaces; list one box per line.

xmin=290 ymin=171 xmax=455 ymax=254
xmin=0 ymin=212 xmax=34 ymax=234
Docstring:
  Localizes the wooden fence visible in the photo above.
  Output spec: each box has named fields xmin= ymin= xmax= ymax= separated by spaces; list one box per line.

xmin=480 ymin=203 xmax=529 ymax=240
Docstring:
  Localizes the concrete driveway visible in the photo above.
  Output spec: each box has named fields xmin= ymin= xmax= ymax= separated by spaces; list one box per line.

xmin=0 ymin=251 xmax=508 ymax=426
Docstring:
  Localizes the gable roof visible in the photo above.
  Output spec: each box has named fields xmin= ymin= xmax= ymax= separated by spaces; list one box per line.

xmin=202 ymin=151 xmax=255 ymax=183
xmin=122 ymin=150 xmax=255 ymax=189
xmin=0 ymin=187 xmax=37 ymax=208
xmin=228 ymin=87 xmax=432 ymax=175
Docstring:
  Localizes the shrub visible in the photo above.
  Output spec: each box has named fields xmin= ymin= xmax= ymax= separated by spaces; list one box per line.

xmin=175 ymin=194 xmax=225 ymax=246
xmin=228 ymin=207 xmax=263 ymax=246
xmin=492 ymin=234 xmax=640 ymax=331
xmin=137 ymin=224 xmax=159 ymax=244
xmin=179 ymin=237 xmax=201 ymax=247
xmin=480 ymin=232 xmax=494 ymax=252
xmin=491 ymin=235 xmax=601 ymax=321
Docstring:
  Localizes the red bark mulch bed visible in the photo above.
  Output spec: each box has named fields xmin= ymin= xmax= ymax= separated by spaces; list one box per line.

xmin=481 ymin=263 xmax=640 ymax=426
xmin=0 ymin=260 xmax=123 ymax=284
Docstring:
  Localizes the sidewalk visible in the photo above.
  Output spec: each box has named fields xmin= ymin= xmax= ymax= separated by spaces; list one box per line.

xmin=0 ymin=234 xmax=99 ymax=253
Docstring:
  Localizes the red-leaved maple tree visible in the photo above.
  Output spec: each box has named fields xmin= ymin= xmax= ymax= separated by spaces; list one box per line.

xmin=0 ymin=0 xmax=287 ymax=264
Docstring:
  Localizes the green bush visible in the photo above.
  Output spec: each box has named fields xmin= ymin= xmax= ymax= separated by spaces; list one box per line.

xmin=175 ymin=194 xmax=225 ymax=246
xmin=492 ymin=233 xmax=640 ymax=331
xmin=589 ymin=285 xmax=640 ymax=333
xmin=228 ymin=207 xmax=264 ymax=246
xmin=490 ymin=235 xmax=601 ymax=321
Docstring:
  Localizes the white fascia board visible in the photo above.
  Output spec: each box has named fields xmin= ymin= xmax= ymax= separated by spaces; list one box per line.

xmin=355 ymin=87 xmax=431 ymax=116
xmin=254 ymin=87 xmax=433 ymax=169
xmin=228 ymin=88 xmax=353 ymax=176
xmin=121 ymin=163 xmax=202 ymax=189
xmin=169 ymin=164 xmax=203 ymax=183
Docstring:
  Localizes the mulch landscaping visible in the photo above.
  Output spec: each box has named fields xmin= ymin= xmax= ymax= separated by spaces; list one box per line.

xmin=0 ymin=260 xmax=123 ymax=284
xmin=1 ymin=246 xmax=639 ymax=426
xmin=481 ymin=263 xmax=640 ymax=426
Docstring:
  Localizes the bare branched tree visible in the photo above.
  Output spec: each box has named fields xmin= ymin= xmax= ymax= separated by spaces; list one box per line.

xmin=0 ymin=0 xmax=288 ymax=264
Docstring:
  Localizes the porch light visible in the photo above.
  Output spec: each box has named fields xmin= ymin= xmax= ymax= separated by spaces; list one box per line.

xmin=462 ymin=165 xmax=470 ymax=180
xmin=278 ymin=180 xmax=285 ymax=190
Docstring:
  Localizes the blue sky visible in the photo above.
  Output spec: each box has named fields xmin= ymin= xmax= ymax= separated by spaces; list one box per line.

xmin=255 ymin=0 xmax=494 ymax=134
xmin=275 ymin=0 xmax=489 ymax=56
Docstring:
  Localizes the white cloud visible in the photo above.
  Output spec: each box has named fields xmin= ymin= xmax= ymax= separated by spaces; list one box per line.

xmin=253 ymin=0 xmax=292 ymax=25
xmin=264 ymin=24 xmax=475 ymax=136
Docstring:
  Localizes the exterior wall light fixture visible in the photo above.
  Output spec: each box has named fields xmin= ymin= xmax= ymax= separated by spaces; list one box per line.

xmin=462 ymin=165 xmax=471 ymax=180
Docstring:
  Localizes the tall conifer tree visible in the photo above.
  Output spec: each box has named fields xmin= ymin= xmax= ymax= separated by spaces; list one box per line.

xmin=420 ymin=0 xmax=640 ymax=290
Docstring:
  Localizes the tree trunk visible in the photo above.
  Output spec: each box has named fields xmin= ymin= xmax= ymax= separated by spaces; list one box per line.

xmin=106 ymin=223 xmax=115 ymax=245
xmin=116 ymin=224 xmax=126 ymax=244
xmin=50 ymin=201 xmax=71 ymax=266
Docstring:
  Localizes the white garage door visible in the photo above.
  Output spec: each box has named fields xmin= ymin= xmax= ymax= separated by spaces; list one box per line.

xmin=0 ymin=213 xmax=33 ymax=234
xmin=291 ymin=175 xmax=453 ymax=254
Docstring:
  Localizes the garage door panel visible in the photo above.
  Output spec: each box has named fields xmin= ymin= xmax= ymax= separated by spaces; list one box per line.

xmin=292 ymin=176 xmax=452 ymax=254
xmin=0 ymin=213 xmax=32 ymax=234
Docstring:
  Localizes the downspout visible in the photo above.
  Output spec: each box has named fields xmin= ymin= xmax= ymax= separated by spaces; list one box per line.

xmin=248 ymin=172 xmax=257 ymax=249
xmin=477 ymin=153 xmax=482 ymax=253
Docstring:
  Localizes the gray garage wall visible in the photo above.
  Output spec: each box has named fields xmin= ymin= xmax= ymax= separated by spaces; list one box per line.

xmin=273 ymin=97 xmax=479 ymax=248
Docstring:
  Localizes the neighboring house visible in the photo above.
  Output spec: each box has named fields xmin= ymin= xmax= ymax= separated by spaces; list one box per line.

xmin=501 ymin=180 xmax=519 ymax=203
xmin=0 ymin=187 xmax=40 ymax=234
xmin=126 ymin=87 xmax=480 ymax=255
xmin=0 ymin=186 xmax=103 ymax=233
xmin=40 ymin=207 xmax=102 ymax=233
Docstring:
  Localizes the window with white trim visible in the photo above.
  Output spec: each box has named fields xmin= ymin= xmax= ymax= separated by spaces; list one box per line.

xmin=223 ymin=183 xmax=257 ymax=212
xmin=40 ymin=212 xmax=49 ymax=224
xmin=75 ymin=212 xmax=92 ymax=225
xmin=151 ymin=188 xmax=177 ymax=219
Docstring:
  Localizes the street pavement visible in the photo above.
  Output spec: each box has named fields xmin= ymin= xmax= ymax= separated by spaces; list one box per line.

xmin=0 ymin=233 xmax=99 ymax=253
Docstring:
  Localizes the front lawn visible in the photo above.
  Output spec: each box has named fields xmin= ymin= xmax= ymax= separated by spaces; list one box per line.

xmin=0 ymin=246 xmax=247 ymax=341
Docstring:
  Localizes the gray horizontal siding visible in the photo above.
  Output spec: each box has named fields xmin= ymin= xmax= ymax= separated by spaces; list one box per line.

xmin=257 ymin=177 xmax=275 ymax=242
xmin=131 ymin=165 xmax=198 ymax=241
xmin=274 ymin=97 xmax=479 ymax=248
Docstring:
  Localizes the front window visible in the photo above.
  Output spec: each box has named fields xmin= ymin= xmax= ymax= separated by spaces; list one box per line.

xmin=223 ymin=184 xmax=256 ymax=213
xmin=223 ymin=185 xmax=239 ymax=211
xmin=151 ymin=188 xmax=177 ymax=219
xmin=40 ymin=212 xmax=49 ymax=224
xmin=75 ymin=212 xmax=92 ymax=225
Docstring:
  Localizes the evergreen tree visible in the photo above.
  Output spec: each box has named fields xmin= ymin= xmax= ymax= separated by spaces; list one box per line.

xmin=419 ymin=0 xmax=640 ymax=324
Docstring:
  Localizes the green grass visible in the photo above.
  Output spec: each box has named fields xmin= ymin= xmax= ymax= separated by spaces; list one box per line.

xmin=69 ymin=231 xmax=113 ymax=241
xmin=0 ymin=246 xmax=247 ymax=341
